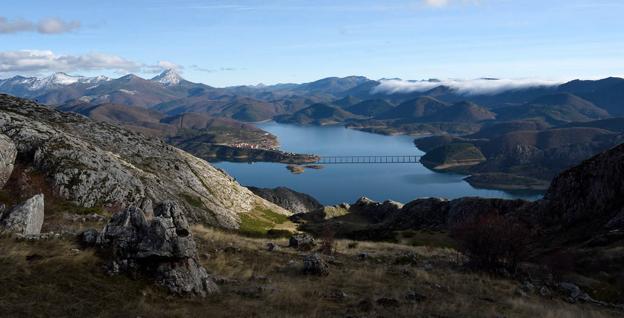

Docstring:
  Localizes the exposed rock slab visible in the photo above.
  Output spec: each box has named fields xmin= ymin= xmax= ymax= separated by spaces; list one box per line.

xmin=248 ymin=186 xmax=322 ymax=214
xmin=0 ymin=94 xmax=288 ymax=229
xmin=0 ymin=133 xmax=16 ymax=187
xmin=0 ymin=194 xmax=44 ymax=235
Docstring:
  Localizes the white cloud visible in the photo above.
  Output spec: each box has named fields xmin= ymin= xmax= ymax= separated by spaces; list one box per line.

xmin=37 ymin=18 xmax=80 ymax=34
xmin=157 ymin=60 xmax=181 ymax=71
xmin=422 ymin=0 xmax=480 ymax=8
xmin=424 ymin=0 xmax=450 ymax=7
xmin=372 ymin=78 xmax=564 ymax=95
xmin=143 ymin=60 xmax=184 ymax=74
xmin=0 ymin=50 xmax=141 ymax=74
xmin=0 ymin=17 xmax=80 ymax=34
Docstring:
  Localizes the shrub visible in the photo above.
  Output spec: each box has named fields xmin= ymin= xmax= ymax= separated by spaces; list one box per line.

xmin=451 ymin=213 xmax=531 ymax=272
xmin=542 ymin=250 xmax=576 ymax=279
xmin=319 ymin=225 xmax=336 ymax=255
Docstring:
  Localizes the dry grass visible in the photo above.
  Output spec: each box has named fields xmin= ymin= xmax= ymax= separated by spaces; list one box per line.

xmin=0 ymin=226 xmax=621 ymax=318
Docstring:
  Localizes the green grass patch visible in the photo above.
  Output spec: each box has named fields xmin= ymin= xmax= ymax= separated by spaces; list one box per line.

xmin=257 ymin=207 xmax=288 ymax=224
xmin=239 ymin=213 xmax=274 ymax=237
xmin=180 ymin=193 xmax=204 ymax=208
xmin=238 ymin=207 xmax=289 ymax=237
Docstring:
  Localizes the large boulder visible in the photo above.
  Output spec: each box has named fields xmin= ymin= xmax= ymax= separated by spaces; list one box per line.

xmin=302 ymin=253 xmax=329 ymax=276
xmin=97 ymin=201 xmax=218 ymax=296
xmin=0 ymin=194 xmax=44 ymax=235
xmin=0 ymin=134 xmax=16 ymax=188
xmin=289 ymin=233 xmax=316 ymax=250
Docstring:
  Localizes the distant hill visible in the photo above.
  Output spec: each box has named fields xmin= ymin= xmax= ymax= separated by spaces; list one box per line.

xmin=346 ymin=99 xmax=394 ymax=116
xmin=495 ymin=93 xmax=610 ymax=125
xmin=58 ymin=103 xmax=174 ymax=136
xmin=274 ymin=103 xmax=359 ymax=125
xmin=561 ymin=117 xmax=624 ymax=133
xmin=421 ymin=143 xmax=486 ymax=170
xmin=467 ymin=120 xmax=551 ymax=139
xmin=558 ymin=77 xmax=624 ymax=116
xmin=421 ymin=101 xmax=496 ymax=123
xmin=332 ymin=95 xmax=362 ymax=108
xmin=376 ymin=96 xmax=448 ymax=120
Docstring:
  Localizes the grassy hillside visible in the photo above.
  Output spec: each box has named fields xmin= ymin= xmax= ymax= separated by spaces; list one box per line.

xmin=421 ymin=143 xmax=486 ymax=170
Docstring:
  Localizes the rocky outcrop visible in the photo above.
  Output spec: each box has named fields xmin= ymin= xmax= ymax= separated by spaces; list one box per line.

xmin=541 ymin=143 xmax=624 ymax=230
xmin=0 ymin=94 xmax=288 ymax=229
xmin=0 ymin=194 xmax=44 ymax=235
xmin=0 ymin=133 xmax=16 ymax=187
xmin=350 ymin=197 xmax=403 ymax=223
xmin=97 ymin=201 xmax=218 ymax=296
xmin=248 ymin=186 xmax=322 ymax=214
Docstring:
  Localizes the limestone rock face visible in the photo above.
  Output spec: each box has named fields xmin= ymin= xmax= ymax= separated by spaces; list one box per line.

xmin=0 ymin=133 xmax=16 ymax=188
xmin=248 ymin=186 xmax=322 ymax=214
xmin=0 ymin=194 xmax=44 ymax=235
xmin=98 ymin=201 xmax=218 ymax=296
xmin=0 ymin=94 xmax=288 ymax=229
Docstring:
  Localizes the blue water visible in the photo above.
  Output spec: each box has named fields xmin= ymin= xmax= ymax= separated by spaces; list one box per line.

xmin=215 ymin=122 xmax=543 ymax=205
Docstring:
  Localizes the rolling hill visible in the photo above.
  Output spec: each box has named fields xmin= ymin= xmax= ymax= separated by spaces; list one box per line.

xmin=375 ymin=96 xmax=449 ymax=120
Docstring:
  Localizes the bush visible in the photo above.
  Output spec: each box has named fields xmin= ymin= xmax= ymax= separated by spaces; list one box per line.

xmin=451 ymin=213 xmax=531 ymax=272
xmin=319 ymin=225 xmax=336 ymax=255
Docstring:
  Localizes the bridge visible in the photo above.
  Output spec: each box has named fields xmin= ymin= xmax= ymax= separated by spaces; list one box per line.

xmin=312 ymin=155 xmax=421 ymax=164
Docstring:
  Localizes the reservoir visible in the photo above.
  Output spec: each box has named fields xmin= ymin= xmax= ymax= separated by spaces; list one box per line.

xmin=215 ymin=122 xmax=542 ymax=205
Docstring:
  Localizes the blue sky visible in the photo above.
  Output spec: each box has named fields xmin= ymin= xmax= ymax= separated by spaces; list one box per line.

xmin=1 ymin=0 xmax=623 ymax=86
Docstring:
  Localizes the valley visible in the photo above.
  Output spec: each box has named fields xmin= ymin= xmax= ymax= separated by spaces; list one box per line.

xmin=3 ymin=2 xmax=624 ymax=317
xmin=3 ymin=71 xmax=623 ymax=192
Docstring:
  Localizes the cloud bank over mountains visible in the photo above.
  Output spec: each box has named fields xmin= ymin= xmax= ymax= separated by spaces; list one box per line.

xmin=0 ymin=50 xmax=187 ymax=76
xmin=0 ymin=50 xmax=141 ymax=74
xmin=0 ymin=17 xmax=80 ymax=34
xmin=372 ymin=78 xmax=564 ymax=95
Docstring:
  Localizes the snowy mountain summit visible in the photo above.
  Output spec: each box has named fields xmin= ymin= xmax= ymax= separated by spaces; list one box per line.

xmin=151 ymin=69 xmax=184 ymax=86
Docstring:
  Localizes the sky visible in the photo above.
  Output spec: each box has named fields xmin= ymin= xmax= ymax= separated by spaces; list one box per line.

xmin=1 ymin=0 xmax=623 ymax=87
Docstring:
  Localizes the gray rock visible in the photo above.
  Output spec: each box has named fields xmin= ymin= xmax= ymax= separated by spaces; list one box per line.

xmin=0 ymin=94 xmax=287 ymax=230
xmin=289 ymin=233 xmax=316 ymax=250
xmin=80 ymin=228 xmax=99 ymax=246
xmin=248 ymin=186 xmax=322 ymax=214
xmin=559 ymin=282 xmax=591 ymax=303
xmin=539 ymin=286 xmax=552 ymax=297
xmin=302 ymin=253 xmax=329 ymax=276
xmin=98 ymin=201 xmax=218 ymax=296
xmin=0 ymin=134 xmax=16 ymax=188
xmin=350 ymin=197 xmax=403 ymax=223
xmin=266 ymin=242 xmax=280 ymax=251
xmin=1 ymin=194 xmax=44 ymax=235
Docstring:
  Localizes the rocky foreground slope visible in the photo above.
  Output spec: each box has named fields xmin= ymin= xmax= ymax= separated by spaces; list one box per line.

xmin=0 ymin=94 xmax=288 ymax=229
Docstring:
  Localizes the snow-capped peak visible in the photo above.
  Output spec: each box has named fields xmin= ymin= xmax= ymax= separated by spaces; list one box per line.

xmin=151 ymin=69 xmax=184 ymax=86
xmin=25 ymin=72 xmax=111 ymax=91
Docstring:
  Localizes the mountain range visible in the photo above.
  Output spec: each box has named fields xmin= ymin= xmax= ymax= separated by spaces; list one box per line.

xmin=3 ymin=70 xmax=624 ymax=190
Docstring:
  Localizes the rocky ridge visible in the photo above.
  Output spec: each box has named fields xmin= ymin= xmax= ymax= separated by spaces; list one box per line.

xmin=248 ymin=186 xmax=323 ymax=214
xmin=0 ymin=94 xmax=289 ymax=229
